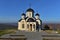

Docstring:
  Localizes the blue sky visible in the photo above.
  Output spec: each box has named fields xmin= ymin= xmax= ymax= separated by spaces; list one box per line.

xmin=0 ymin=0 xmax=60 ymax=23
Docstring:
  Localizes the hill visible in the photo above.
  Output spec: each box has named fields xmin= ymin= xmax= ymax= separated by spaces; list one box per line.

xmin=0 ymin=23 xmax=17 ymax=30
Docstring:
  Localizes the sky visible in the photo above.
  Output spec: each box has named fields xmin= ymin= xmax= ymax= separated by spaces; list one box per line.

xmin=0 ymin=0 xmax=60 ymax=23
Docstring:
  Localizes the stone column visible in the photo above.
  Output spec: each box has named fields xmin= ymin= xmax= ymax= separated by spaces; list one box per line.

xmin=28 ymin=24 xmax=30 ymax=31
xmin=32 ymin=24 xmax=36 ymax=32
xmin=35 ymin=24 xmax=36 ymax=32
xmin=32 ymin=24 xmax=33 ymax=32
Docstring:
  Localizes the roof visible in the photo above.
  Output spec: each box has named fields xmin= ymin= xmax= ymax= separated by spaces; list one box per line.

xmin=19 ymin=17 xmax=28 ymax=22
xmin=26 ymin=8 xmax=34 ymax=13
xmin=27 ymin=18 xmax=35 ymax=22
xmin=19 ymin=19 xmax=22 ymax=22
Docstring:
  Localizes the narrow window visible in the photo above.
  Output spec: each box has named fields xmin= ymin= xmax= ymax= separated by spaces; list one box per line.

xmin=22 ymin=24 xmax=24 ymax=28
xmin=30 ymin=13 xmax=31 ymax=16
xmin=27 ymin=24 xmax=29 ymax=28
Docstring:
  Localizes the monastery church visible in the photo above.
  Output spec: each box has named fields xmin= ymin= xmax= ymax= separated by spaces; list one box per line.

xmin=18 ymin=8 xmax=42 ymax=32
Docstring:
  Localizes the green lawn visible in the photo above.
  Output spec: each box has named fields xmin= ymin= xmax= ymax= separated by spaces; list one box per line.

xmin=0 ymin=29 xmax=17 ymax=36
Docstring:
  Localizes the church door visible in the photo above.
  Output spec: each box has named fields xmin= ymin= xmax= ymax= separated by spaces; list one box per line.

xmin=30 ymin=24 xmax=32 ymax=31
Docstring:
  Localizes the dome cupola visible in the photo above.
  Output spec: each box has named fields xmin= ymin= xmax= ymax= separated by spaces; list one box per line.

xmin=26 ymin=8 xmax=34 ymax=13
xmin=35 ymin=13 xmax=40 ymax=19
xmin=35 ymin=13 xmax=40 ymax=16
xmin=22 ymin=13 xmax=26 ymax=16
xmin=26 ymin=8 xmax=34 ymax=17
xmin=21 ymin=13 xmax=26 ymax=19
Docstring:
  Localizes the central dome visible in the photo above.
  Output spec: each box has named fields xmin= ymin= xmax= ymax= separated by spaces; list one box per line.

xmin=26 ymin=8 xmax=34 ymax=13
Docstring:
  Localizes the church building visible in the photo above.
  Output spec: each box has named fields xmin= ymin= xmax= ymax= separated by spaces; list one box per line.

xmin=18 ymin=8 xmax=42 ymax=32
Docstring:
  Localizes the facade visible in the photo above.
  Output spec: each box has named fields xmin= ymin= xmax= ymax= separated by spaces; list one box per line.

xmin=18 ymin=8 xmax=42 ymax=32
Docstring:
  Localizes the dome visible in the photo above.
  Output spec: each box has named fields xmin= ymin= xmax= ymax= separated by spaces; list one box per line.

xmin=22 ymin=13 xmax=26 ymax=16
xmin=27 ymin=18 xmax=35 ymax=22
xmin=26 ymin=8 xmax=34 ymax=13
xmin=35 ymin=13 xmax=40 ymax=16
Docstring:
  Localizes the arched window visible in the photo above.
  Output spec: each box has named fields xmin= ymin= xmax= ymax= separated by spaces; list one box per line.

xmin=22 ymin=24 xmax=24 ymax=28
xmin=22 ymin=21 xmax=24 ymax=24
xmin=27 ymin=24 xmax=29 ymax=28
xmin=30 ymin=13 xmax=31 ymax=17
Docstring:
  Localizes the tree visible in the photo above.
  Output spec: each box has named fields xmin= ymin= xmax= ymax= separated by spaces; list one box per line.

xmin=44 ymin=24 xmax=50 ymax=30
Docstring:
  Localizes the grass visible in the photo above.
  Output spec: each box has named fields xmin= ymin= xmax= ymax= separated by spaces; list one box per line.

xmin=0 ymin=29 xmax=60 ymax=36
xmin=43 ymin=30 xmax=60 ymax=34
xmin=0 ymin=29 xmax=17 ymax=36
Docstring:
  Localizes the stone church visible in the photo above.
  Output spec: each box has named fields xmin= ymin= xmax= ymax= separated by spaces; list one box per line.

xmin=18 ymin=8 xmax=42 ymax=32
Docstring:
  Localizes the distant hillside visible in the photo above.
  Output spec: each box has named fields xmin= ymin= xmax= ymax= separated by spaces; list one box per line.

xmin=0 ymin=23 xmax=17 ymax=30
